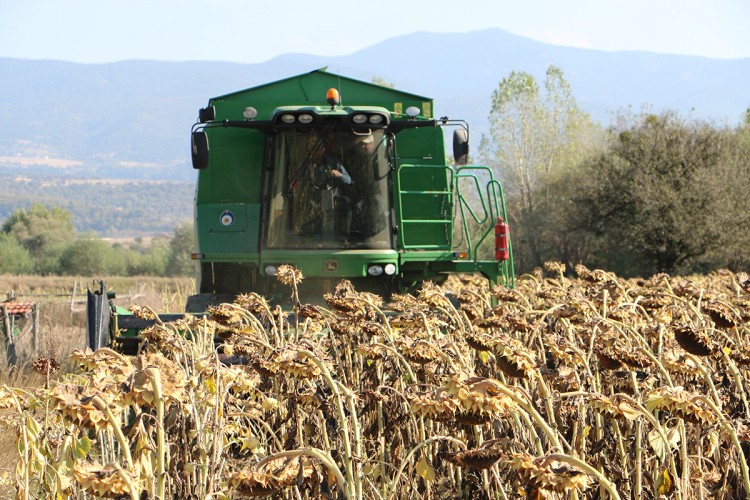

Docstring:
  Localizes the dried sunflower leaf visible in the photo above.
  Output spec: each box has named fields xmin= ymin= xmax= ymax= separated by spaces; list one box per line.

xmin=417 ymin=455 xmax=436 ymax=483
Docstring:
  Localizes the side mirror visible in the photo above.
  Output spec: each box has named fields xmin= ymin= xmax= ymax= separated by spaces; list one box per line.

xmin=199 ymin=106 xmax=216 ymax=123
xmin=191 ymin=131 xmax=209 ymax=169
xmin=452 ymin=128 xmax=469 ymax=166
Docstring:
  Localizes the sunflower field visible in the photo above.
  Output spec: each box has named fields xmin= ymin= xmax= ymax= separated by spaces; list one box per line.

xmin=2 ymin=263 xmax=750 ymax=499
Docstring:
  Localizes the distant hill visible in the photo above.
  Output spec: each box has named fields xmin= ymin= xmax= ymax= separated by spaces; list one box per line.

xmin=0 ymin=174 xmax=193 ymax=237
xmin=0 ymin=28 xmax=747 ymax=236
xmin=2 ymin=29 xmax=747 ymax=182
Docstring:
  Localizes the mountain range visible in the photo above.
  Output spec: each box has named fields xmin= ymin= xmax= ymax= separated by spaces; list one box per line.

xmin=1 ymin=27 xmax=748 ymax=185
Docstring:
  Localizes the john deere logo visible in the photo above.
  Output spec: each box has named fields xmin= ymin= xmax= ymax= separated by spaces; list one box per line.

xmin=324 ymin=260 xmax=338 ymax=272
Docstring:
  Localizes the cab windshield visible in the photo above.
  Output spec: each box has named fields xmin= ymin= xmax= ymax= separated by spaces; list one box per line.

xmin=266 ymin=128 xmax=391 ymax=249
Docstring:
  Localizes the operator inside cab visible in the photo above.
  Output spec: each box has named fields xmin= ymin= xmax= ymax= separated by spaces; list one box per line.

xmin=266 ymin=126 xmax=390 ymax=250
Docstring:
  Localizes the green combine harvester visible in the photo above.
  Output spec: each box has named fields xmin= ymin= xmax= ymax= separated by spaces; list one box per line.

xmin=88 ymin=69 xmax=514 ymax=352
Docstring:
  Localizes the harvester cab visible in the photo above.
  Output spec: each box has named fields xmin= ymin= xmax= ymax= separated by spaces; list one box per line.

xmin=87 ymin=69 xmax=514 ymax=352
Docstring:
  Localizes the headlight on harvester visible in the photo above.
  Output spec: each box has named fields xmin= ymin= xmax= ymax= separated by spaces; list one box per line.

xmin=280 ymin=114 xmax=296 ymax=124
xmin=298 ymin=113 xmax=314 ymax=124
xmin=367 ymin=265 xmax=384 ymax=276
xmin=243 ymin=107 xmax=258 ymax=120
xmin=369 ymin=114 xmax=384 ymax=124
xmin=384 ymin=263 xmax=396 ymax=275
xmin=352 ymin=114 xmax=368 ymax=124
xmin=406 ymin=106 xmax=421 ymax=118
xmin=264 ymin=265 xmax=278 ymax=276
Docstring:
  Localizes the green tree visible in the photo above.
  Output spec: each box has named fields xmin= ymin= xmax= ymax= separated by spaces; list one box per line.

xmin=569 ymin=110 xmax=747 ymax=276
xmin=480 ymin=66 xmax=601 ymax=271
xmin=0 ymin=234 xmax=34 ymax=274
xmin=2 ymin=204 xmax=76 ymax=273
xmin=126 ymin=237 xmax=169 ymax=276
xmin=698 ymin=114 xmax=750 ymax=271
xmin=371 ymin=76 xmax=395 ymax=88
xmin=165 ymin=222 xmax=195 ymax=276
xmin=58 ymin=238 xmax=127 ymax=276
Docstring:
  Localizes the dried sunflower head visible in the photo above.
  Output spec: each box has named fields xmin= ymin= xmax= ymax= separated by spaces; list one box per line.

xmin=645 ymin=386 xmax=717 ymax=425
xmin=68 ymin=349 xmax=136 ymax=393
xmin=139 ymin=320 xmax=190 ymax=353
xmin=703 ymin=301 xmax=740 ymax=330
xmin=505 ymin=312 xmax=539 ymax=334
xmin=540 ymin=365 xmax=580 ymax=391
xmin=417 ymin=280 xmax=450 ymax=308
xmin=464 ymin=327 xmax=498 ymax=352
xmin=32 ymin=357 xmax=60 ymax=375
xmin=730 ymin=347 xmax=750 ymax=366
xmin=491 ymin=332 xmax=537 ymax=378
xmin=638 ymin=292 xmax=672 ymax=311
xmin=324 ymin=280 xmax=381 ymax=319
xmin=128 ymin=304 xmax=159 ymax=320
xmin=357 ymin=340 xmax=391 ymax=362
xmin=390 ymin=310 xmax=428 ymax=329
xmin=388 ymin=293 xmax=423 ymax=312
xmin=444 ymin=446 xmax=505 ymax=470
xmin=234 ymin=292 xmax=272 ymax=316
xmin=673 ymin=324 xmax=715 ymax=356
xmin=408 ymin=386 xmax=461 ymax=422
xmin=266 ymin=342 xmax=328 ymax=379
xmin=207 ymin=303 xmax=245 ymax=325
xmin=476 ymin=313 xmax=510 ymax=329
xmin=661 ymin=349 xmax=703 ymax=376
xmin=546 ymin=335 xmax=584 ymax=367
xmin=73 ymin=462 xmax=137 ymax=499
xmin=329 ymin=319 xmax=359 ymax=336
xmin=297 ymin=303 xmax=326 ymax=321
xmin=491 ymin=286 xmax=525 ymax=304
xmin=446 ymin=375 xmax=518 ymax=424
xmin=50 ymin=384 xmax=122 ymax=432
xmin=275 ymin=264 xmax=304 ymax=286
xmin=615 ymin=345 xmax=652 ymax=370
xmin=574 ymin=264 xmax=614 ymax=285
xmin=588 ymin=393 xmax=642 ymax=420
xmin=396 ymin=336 xmax=443 ymax=365
xmin=593 ymin=347 xmax=623 ymax=371
xmin=544 ymin=261 xmax=566 ymax=276
xmin=460 ymin=302 xmax=483 ymax=322
xmin=122 ymin=352 xmax=188 ymax=407
xmin=0 ymin=387 xmax=22 ymax=410
xmin=228 ymin=456 xmax=318 ymax=497
xmin=70 ymin=348 xmax=133 ymax=375
xmin=508 ymin=452 xmax=592 ymax=496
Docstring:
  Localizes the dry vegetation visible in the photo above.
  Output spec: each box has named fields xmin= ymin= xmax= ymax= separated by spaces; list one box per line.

xmin=2 ymin=265 xmax=750 ymax=498
xmin=0 ymin=275 xmax=193 ymax=497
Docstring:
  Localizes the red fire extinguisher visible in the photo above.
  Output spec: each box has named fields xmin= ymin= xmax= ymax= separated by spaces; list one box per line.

xmin=495 ymin=217 xmax=510 ymax=261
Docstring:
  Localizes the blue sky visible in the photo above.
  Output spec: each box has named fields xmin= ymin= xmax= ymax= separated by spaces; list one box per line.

xmin=1 ymin=0 xmax=748 ymax=62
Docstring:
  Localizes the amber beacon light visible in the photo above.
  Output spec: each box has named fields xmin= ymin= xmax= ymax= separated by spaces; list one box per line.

xmin=326 ymin=88 xmax=340 ymax=107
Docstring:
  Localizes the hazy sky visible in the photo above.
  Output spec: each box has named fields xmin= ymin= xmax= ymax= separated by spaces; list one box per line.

xmin=2 ymin=0 xmax=748 ymax=63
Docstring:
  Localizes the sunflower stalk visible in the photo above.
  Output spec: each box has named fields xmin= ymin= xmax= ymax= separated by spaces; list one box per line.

xmin=299 ymin=349 xmax=359 ymax=499
xmin=91 ymin=396 xmax=134 ymax=470
xmin=145 ymin=367 xmax=167 ymax=499
xmin=694 ymin=394 xmax=750 ymax=497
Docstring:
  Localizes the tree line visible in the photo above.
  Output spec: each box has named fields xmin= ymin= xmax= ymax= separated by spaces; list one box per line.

xmin=479 ymin=65 xmax=750 ymax=277
xmin=2 ymin=67 xmax=747 ymax=279
xmin=0 ymin=204 xmax=193 ymax=276
xmin=0 ymin=177 xmax=193 ymax=236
